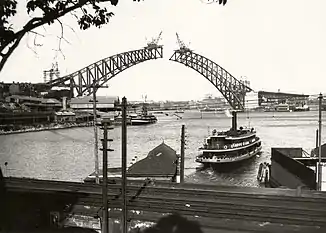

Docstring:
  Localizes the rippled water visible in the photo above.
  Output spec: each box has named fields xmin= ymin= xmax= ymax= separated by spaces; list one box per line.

xmin=1 ymin=110 xmax=326 ymax=187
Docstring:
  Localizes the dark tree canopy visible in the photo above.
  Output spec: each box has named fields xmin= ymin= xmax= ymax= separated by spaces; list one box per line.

xmin=0 ymin=0 xmax=227 ymax=72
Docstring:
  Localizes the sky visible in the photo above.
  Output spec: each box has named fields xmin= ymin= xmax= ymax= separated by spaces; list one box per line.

xmin=1 ymin=0 xmax=326 ymax=101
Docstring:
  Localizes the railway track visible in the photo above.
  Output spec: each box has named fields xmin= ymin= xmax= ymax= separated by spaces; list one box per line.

xmin=4 ymin=177 xmax=326 ymax=229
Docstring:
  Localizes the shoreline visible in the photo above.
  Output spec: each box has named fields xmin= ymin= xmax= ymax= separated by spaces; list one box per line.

xmin=0 ymin=122 xmax=94 ymax=135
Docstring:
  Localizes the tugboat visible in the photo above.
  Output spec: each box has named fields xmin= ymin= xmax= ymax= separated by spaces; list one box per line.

xmin=130 ymin=103 xmax=157 ymax=125
xmin=195 ymin=111 xmax=262 ymax=167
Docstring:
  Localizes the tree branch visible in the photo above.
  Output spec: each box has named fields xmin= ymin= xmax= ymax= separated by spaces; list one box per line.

xmin=1 ymin=0 xmax=90 ymax=53
xmin=0 ymin=33 xmax=25 ymax=71
xmin=53 ymin=19 xmax=67 ymax=60
xmin=0 ymin=0 xmax=117 ymax=72
xmin=26 ymin=39 xmax=39 ymax=56
xmin=29 ymin=30 xmax=45 ymax=37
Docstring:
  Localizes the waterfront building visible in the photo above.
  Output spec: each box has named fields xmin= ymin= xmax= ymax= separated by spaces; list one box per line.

xmin=54 ymin=111 xmax=76 ymax=123
xmin=197 ymin=94 xmax=228 ymax=110
xmin=160 ymin=101 xmax=189 ymax=110
xmin=258 ymin=91 xmax=310 ymax=111
xmin=244 ymin=91 xmax=259 ymax=110
xmin=69 ymin=96 xmax=119 ymax=112
xmin=308 ymin=95 xmax=326 ymax=111
xmin=0 ymin=111 xmax=54 ymax=126
xmin=4 ymin=95 xmax=62 ymax=112
xmin=258 ymin=91 xmax=309 ymax=107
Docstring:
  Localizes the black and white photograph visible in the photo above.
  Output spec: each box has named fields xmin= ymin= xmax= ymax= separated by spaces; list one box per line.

xmin=1 ymin=0 xmax=326 ymax=232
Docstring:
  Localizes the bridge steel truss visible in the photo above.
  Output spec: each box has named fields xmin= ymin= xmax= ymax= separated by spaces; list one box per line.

xmin=47 ymin=46 xmax=163 ymax=97
xmin=169 ymin=50 xmax=252 ymax=110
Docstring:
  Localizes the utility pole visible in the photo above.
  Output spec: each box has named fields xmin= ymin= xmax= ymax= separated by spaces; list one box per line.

xmin=316 ymin=129 xmax=319 ymax=149
xmin=92 ymin=78 xmax=100 ymax=184
xmin=121 ymin=97 xmax=128 ymax=233
xmin=100 ymin=118 xmax=114 ymax=233
xmin=180 ymin=125 xmax=185 ymax=184
xmin=317 ymin=93 xmax=323 ymax=191
xmin=102 ymin=120 xmax=108 ymax=233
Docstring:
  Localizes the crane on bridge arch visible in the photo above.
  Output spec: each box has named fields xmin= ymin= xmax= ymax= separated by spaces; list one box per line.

xmin=170 ymin=33 xmax=252 ymax=110
xmin=146 ymin=31 xmax=163 ymax=49
xmin=46 ymin=33 xmax=252 ymax=110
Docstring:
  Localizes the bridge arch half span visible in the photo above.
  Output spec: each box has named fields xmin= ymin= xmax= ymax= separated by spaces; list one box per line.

xmin=47 ymin=46 xmax=163 ymax=97
xmin=169 ymin=49 xmax=252 ymax=110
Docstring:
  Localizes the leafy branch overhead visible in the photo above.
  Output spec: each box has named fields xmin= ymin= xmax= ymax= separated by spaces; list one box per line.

xmin=0 ymin=0 xmax=227 ymax=72
xmin=0 ymin=0 xmax=119 ymax=71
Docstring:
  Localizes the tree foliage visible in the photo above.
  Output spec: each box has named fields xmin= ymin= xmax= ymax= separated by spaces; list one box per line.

xmin=0 ymin=0 xmax=119 ymax=72
xmin=0 ymin=0 xmax=227 ymax=73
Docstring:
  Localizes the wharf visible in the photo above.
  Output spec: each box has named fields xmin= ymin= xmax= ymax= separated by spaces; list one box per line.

xmin=2 ymin=177 xmax=326 ymax=232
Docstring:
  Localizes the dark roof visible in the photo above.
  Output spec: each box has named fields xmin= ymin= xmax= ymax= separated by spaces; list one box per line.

xmin=258 ymin=91 xmax=309 ymax=98
xmin=127 ymin=142 xmax=177 ymax=176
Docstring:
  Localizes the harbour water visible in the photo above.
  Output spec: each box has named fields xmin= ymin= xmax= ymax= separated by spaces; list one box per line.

xmin=1 ymin=110 xmax=326 ymax=187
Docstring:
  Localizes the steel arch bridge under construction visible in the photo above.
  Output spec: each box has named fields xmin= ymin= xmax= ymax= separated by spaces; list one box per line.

xmin=47 ymin=45 xmax=252 ymax=110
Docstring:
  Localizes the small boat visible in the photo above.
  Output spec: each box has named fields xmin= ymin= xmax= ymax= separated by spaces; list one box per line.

xmin=293 ymin=105 xmax=310 ymax=112
xmin=130 ymin=103 xmax=157 ymax=125
xmin=200 ymin=108 xmax=216 ymax=112
xmin=195 ymin=111 xmax=262 ymax=167
xmin=175 ymin=110 xmax=184 ymax=114
xmin=114 ymin=115 xmax=131 ymax=125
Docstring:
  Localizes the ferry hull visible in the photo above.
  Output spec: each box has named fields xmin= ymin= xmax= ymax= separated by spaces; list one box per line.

xmin=130 ymin=119 xmax=157 ymax=125
xmin=196 ymin=146 xmax=262 ymax=168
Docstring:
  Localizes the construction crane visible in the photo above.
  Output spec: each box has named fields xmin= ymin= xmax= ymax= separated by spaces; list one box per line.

xmin=146 ymin=31 xmax=163 ymax=48
xmin=43 ymin=62 xmax=60 ymax=83
xmin=176 ymin=33 xmax=192 ymax=52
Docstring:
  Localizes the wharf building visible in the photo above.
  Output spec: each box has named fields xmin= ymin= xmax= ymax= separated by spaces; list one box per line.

xmin=0 ymin=95 xmax=62 ymax=127
xmin=196 ymin=95 xmax=229 ymax=111
xmin=69 ymin=96 xmax=119 ymax=112
xmin=69 ymin=95 xmax=120 ymax=121
xmin=258 ymin=91 xmax=310 ymax=111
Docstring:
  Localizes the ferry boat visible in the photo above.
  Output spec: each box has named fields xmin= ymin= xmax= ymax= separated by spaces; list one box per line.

xmin=130 ymin=103 xmax=157 ymax=125
xmin=195 ymin=111 xmax=262 ymax=166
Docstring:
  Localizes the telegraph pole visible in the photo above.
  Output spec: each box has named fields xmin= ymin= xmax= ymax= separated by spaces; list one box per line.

xmin=100 ymin=118 xmax=114 ymax=233
xmin=180 ymin=125 xmax=185 ymax=184
xmin=121 ymin=97 xmax=128 ymax=233
xmin=102 ymin=121 xmax=108 ymax=233
xmin=92 ymin=78 xmax=100 ymax=184
xmin=316 ymin=129 xmax=319 ymax=149
xmin=317 ymin=93 xmax=323 ymax=191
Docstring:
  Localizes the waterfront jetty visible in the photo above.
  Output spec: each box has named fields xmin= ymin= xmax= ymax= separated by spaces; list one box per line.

xmin=2 ymin=175 xmax=326 ymax=232
xmin=258 ymin=147 xmax=326 ymax=190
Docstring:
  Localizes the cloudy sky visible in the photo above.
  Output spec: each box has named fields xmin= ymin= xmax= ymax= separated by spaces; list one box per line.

xmin=1 ymin=0 xmax=326 ymax=101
